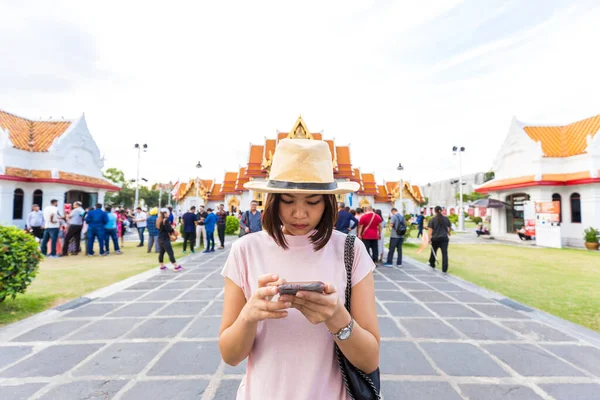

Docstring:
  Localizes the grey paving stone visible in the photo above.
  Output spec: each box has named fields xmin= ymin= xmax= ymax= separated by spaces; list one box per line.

xmin=183 ymin=316 xmax=222 ymax=338
xmin=459 ymin=384 xmax=543 ymax=400
xmin=0 ymin=383 xmax=46 ymax=400
xmin=148 ymin=341 xmax=221 ymax=375
xmin=174 ymin=272 xmax=209 ymax=281
xmin=421 ymin=342 xmax=509 ymax=377
xmin=376 ymin=291 xmax=412 ymax=301
xmin=197 ymin=278 xmax=225 ymax=289
xmin=66 ymin=318 xmax=142 ymax=340
xmin=125 ymin=281 xmax=165 ymax=290
xmin=394 ymin=282 xmax=431 ymax=291
xmin=39 ymin=379 xmax=128 ymax=400
xmin=139 ymin=290 xmax=186 ymax=301
xmin=414 ymin=276 xmax=447 ymax=283
xmin=484 ymin=344 xmax=586 ymax=376
xmin=214 ymin=379 xmax=241 ymax=399
xmin=386 ymin=275 xmax=417 ymax=282
xmin=373 ymin=274 xmax=387 ymax=281
xmin=160 ymin=281 xmax=198 ymax=290
xmin=203 ymin=301 xmax=224 ymax=316
xmin=108 ymin=302 xmax=165 ymax=317
xmin=145 ymin=274 xmax=176 ymax=281
xmin=378 ymin=317 xmax=405 ymax=338
xmin=543 ymin=345 xmax=600 ymax=377
xmin=448 ymin=319 xmax=520 ymax=341
xmin=98 ymin=291 xmax=146 ymax=302
xmin=399 ymin=318 xmax=460 ymax=339
xmin=376 ymin=302 xmax=386 ymax=315
xmin=126 ymin=317 xmax=193 ymax=339
xmin=179 ymin=289 xmax=222 ymax=301
xmin=539 ymin=383 xmax=600 ymax=400
xmin=10 ymin=320 xmax=89 ymax=342
xmin=410 ymin=291 xmax=454 ymax=303
xmin=157 ymin=301 xmax=209 ymax=316
xmin=381 ymin=381 xmax=461 ymax=400
xmin=470 ymin=304 xmax=529 ymax=319
xmin=427 ymin=283 xmax=467 ymax=292
xmin=0 ymin=346 xmax=33 ymax=369
xmin=502 ymin=321 xmax=576 ymax=342
xmin=380 ymin=341 xmax=437 ymax=375
xmin=385 ymin=302 xmax=433 ymax=317
xmin=375 ymin=281 xmax=398 ymax=290
xmin=426 ymin=303 xmax=482 ymax=318
xmin=63 ymin=302 xmax=120 ymax=318
xmin=73 ymin=342 xmax=166 ymax=376
xmin=224 ymin=358 xmax=247 ymax=375
xmin=0 ymin=344 xmax=103 ymax=378
xmin=121 ymin=379 xmax=209 ymax=400
xmin=445 ymin=291 xmax=495 ymax=303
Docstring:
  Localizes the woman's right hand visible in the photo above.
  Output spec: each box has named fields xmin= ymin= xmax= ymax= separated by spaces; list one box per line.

xmin=241 ymin=274 xmax=291 ymax=323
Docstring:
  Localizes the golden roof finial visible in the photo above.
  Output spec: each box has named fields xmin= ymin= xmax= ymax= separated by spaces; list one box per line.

xmin=288 ymin=115 xmax=313 ymax=140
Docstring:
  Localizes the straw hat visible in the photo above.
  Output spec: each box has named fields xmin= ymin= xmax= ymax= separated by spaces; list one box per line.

xmin=244 ymin=139 xmax=360 ymax=194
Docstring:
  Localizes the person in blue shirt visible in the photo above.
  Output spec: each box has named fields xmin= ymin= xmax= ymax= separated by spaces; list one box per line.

xmin=417 ymin=211 xmax=425 ymax=238
xmin=85 ymin=203 xmax=108 ymax=256
xmin=335 ymin=202 xmax=358 ymax=233
xmin=103 ymin=205 xmax=121 ymax=255
xmin=203 ymin=208 xmax=218 ymax=253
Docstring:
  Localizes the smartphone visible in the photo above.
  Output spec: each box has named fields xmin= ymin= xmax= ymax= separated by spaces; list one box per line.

xmin=277 ymin=281 xmax=325 ymax=295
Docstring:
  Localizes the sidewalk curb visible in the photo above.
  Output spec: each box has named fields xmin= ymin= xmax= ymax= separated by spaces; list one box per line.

xmin=404 ymin=254 xmax=600 ymax=349
xmin=0 ymin=243 xmax=230 ymax=342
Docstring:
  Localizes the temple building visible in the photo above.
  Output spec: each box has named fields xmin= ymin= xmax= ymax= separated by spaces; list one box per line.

xmin=475 ymin=114 xmax=600 ymax=247
xmin=0 ymin=109 xmax=120 ymax=227
xmin=173 ymin=117 xmax=424 ymax=215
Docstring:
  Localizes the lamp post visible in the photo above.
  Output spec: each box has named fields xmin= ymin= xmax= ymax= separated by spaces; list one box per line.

xmin=133 ymin=143 xmax=148 ymax=208
xmin=195 ymin=161 xmax=202 ymax=202
xmin=452 ymin=146 xmax=465 ymax=231
xmin=397 ymin=163 xmax=404 ymax=214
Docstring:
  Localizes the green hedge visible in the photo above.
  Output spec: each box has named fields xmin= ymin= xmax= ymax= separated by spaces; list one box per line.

xmin=0 ymin=226 xmax=42 ymax=303
xmin=471 ymin=216 xmax=483 ymax=224
xmin=226 ymin=216 xmax=240 ymax=235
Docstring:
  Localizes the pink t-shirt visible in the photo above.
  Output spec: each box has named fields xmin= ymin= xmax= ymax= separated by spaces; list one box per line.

xmin=221 ymin=230 xmax=375 ymax=400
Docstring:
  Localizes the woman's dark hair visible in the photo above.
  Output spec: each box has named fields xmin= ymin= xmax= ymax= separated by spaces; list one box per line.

xmin=434 ymin=206 xmax=444 ymax=224
xmin=374 ymin=209 xmax=382 ymax=219
xmin=350 ymin=209 xmax=356 ymax=216
xmin=262 ymin=193 xmax=338 ymax=251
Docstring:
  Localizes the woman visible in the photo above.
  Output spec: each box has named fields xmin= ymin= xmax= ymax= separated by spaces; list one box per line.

xmin=219 ymin=139 xmax=379 ymax=399
xmin=428 ymin=206 xmax=452 ymax=274
xmin=156 ymin=208 xmax=183 ymax=272
xmin=375 ymin=209 xmax=386 ymax=263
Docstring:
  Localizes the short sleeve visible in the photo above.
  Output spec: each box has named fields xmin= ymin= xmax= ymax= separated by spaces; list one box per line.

xmin=221 ymin=241 xmax=251 ymax=299
xmin=427 ymin=218 xmax=434 ymax=229
xmin=351 ymin=238 xmax=375 ymax=287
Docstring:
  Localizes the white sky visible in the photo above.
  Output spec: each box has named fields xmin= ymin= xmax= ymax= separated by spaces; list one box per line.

xmin=2 ymin=0 xmax=600 ymax=187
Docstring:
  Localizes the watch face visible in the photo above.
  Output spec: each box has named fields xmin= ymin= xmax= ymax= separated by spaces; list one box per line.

xmin=338 ymin=327 xmax=351 ymax=340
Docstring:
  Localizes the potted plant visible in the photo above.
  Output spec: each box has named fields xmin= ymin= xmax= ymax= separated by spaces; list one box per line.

xmin=583 ymin=227 xmax=599 ymax=251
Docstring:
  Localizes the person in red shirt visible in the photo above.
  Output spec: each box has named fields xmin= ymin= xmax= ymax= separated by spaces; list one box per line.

xmin=358 ymin=205 xmax=383 ymax=263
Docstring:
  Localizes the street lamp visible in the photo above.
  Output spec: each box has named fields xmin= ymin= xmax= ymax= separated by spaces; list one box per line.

xmin=397 ymin=163 xmax=404 ymax=214
xmin=195 ymin=161 xmax=202 ymax=200
xmin=133 ymin=143 xmax=148 ymax=208
xmin=452 ymin=146 xmax=466 ymax=231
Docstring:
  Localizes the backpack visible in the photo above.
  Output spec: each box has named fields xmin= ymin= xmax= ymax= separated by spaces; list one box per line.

xmin=394 ymin=215 xmax=407 ymax=236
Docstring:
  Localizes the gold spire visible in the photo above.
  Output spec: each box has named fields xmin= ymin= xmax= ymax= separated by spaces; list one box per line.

xmin=287 ymin=115 xmax=314 ymax=140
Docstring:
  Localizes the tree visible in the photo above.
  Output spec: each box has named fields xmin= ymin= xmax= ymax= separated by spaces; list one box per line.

xmin=456 ymin=191 xmax=489 ymax=202
xmin=484 ymin=171 xmax=495 ymax=183
xmin=103 ymin=168 xmax=126 ymax=185
xmin=418 ymin=197 xmax=429 ymax=207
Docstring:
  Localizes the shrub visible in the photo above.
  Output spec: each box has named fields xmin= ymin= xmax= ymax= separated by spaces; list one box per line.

xmin=448 ymin=214 xmax=459 ymax=225
xmin=225 ymin=216 xmax=240 ymax=235
xmin=584 ymin=227 xmax=599 ymax=243
xmin=471 ymin=216 xmax=483 ymax=225
xmin=0 ymin=226 xmax=42 ymax=303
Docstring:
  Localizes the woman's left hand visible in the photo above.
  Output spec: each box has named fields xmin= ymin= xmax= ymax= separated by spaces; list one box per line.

xmin=279 ymin=283 xmax=342 ymax=325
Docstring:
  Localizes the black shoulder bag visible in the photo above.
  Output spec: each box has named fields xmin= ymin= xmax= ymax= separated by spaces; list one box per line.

xmin=335 ymin=234 xmax=381 ymax=400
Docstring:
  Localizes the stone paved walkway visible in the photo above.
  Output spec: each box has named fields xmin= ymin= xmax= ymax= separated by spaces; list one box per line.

xmin=1 ymin=244 xmax=600 ymax=400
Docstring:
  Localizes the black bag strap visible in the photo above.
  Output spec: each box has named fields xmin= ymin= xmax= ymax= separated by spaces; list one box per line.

xmin=343 ymin=234 xmax=355 ymax=312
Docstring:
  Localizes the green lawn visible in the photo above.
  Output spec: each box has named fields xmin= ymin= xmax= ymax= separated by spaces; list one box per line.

xmin=403 ymin=243 xmax=600 ymax=332
xmin=0 ymin=241 xmax=183 ymax=327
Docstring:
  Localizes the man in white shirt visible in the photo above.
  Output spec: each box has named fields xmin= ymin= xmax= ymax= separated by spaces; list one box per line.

xmin=62 ymin=201 xmax=85 ymax=256
xmin=134 ymin=207 xmax=148 ymax=247
xmin=40 ymin=199 xmax=61 ymax=257
xmin=27 ymin=204 xmax=44 ymax=240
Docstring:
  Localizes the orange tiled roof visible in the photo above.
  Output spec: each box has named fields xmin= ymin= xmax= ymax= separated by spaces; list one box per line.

xmin=412 ymin=185 xmax=423 ymax=202
xmin=277 ymin=132 xmax=288 ymax=142
xmin=335 ymin=146 xmax=353 ymax=177
xmin=385 ymin=181 xmax=398 ymax=194
xmin=247 ymin=145 xmax=265 ymax=176
xmin=360 ymin=173 xmax=378 ymax=196
xmin=265 ymin=139 xmax=276 ymax=161
xmin=311 ymin=133 xmax=323 ymax=140
xmin=0 ymin=110 xmax=72 ymax=152
xmin=222 ymin=172 xmax=239 ymax=194
xmin=374 ymin=185 xmax=390 ymax=203
xmin=210 ymin=183 xmax=225 ymax=201
xmin=236 ymin=167 xmax=249 ymax=191
xmin=58 ymin=172 xmax=119 ymax=188
xmin=522 ymin=114 xmax=600 ymax=158
xmin=1 ymin=167 xmax=119 ymax=190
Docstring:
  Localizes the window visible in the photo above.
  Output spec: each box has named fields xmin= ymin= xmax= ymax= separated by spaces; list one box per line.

xmin=13 ymin=189 xmax=24 ymax=220
xmin=33 ymin=189 xmax=43 ymax=209
xmin=570 ymin=193 xmax=581 ymax=223
xmin=552 ymin=193 xmax=562 ymax=223
xmin=505 ymin=193 xmax=530 ymax=232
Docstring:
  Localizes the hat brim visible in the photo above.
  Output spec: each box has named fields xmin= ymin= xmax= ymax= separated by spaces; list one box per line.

xmin=244 ymin=180 xmax=360 ymax=194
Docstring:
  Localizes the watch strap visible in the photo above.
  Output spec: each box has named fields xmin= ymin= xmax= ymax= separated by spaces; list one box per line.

xmin=330 ymin=318 xmax=354 ymax=340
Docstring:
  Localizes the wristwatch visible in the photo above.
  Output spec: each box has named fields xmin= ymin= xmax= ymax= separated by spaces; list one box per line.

xmin=329 ymin=319 xmax=354 ymax=341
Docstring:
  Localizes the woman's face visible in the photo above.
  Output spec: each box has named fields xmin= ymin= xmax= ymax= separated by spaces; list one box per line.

xmin=279 ymin=193 xmax=325 ymax=236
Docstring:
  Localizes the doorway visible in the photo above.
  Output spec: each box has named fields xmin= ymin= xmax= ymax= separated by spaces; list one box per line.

xmin=505 ymin=193 xmax=530 ymax=232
